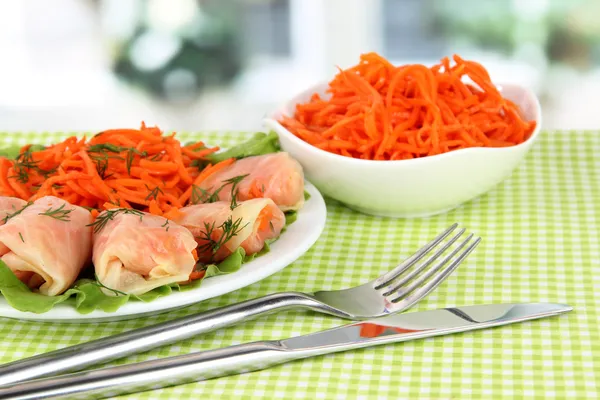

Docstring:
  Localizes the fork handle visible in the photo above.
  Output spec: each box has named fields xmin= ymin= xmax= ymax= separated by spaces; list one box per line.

xmin=0 ymin=292 xmax=322 ymax=387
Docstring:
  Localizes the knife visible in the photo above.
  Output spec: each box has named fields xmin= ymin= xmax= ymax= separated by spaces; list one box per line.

xmin=0 ymin=302 xmax=571 ymax=400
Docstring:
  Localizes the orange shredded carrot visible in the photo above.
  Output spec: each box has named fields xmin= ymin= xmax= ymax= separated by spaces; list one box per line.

xmin=163 ymin=207 xmax=184 ymax=222
xmin=178 ymin=158 xmax=235 ymax=205
xmin=103 ymin=202 xmax=120 ymax=210
xmin=138 ymin=160 xmax=179 ymax=174
xmin=188 ymin=270 xmax=206 ymax=281
xmin=0 ymin=159 xmax=16 ymax=197
xmin=279 ymin=53 xmax=537 ymax=160
xmin=148 ymin=200 xmax=163 ymax=216
xmin=257 ymin=206 xmax=274 ymax=232
xmin=249 ymin=179 xmax=265 ymax=199
xmin=0 ymin=122 xmax=222 ymax=217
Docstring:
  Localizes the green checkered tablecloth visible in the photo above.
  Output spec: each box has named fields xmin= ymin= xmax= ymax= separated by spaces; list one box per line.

xmin=0 ymin=130 xmax=598 ymax=399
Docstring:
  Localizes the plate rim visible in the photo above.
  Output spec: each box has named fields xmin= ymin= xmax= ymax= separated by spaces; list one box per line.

xmin=0 ymin=181 xmax=326 ymax=322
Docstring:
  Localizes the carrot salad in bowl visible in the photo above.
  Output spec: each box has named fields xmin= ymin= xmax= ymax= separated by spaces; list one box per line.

xmin=279 ymin=53 xmax=537 ymax=161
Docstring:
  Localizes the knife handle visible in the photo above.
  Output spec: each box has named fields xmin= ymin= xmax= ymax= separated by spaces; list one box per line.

xmin=0 ymin=341 xmax=299 ymax=400
xmin=0 ymin=292 xmax=322 ymax=387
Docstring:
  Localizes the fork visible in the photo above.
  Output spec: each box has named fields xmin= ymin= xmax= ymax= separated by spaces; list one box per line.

xmin=0 ymin=223 xmax=480 ymax=386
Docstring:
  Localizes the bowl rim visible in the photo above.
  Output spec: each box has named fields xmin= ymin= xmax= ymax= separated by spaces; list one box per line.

xmin=263 ymin=81 xmax=542 ymax=167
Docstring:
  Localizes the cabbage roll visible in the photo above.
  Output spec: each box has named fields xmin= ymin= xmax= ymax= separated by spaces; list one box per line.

xmin=0 ymin=197 xmax=27 ymax=226
xmin=92 ymin=210 xmax=197 ymax=295
xmin=198 ymin=152 xmax=305 ymax=211
xmin=176 ymin=198 xmax=285 ymax=263
xmin=0 ymin=196 xmax=92 ymax=296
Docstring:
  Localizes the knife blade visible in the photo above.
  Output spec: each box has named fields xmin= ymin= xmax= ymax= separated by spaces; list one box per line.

xmin=0 ymin=302 xmax=571 ymax=400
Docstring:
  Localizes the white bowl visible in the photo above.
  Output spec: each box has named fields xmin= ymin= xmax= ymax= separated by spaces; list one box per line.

xmin=264 ymin=82 xmax=542 ymax=218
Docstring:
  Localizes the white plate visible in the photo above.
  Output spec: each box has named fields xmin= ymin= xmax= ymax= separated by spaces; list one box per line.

xmin=0 ymin=182 xmax=326 ymax=322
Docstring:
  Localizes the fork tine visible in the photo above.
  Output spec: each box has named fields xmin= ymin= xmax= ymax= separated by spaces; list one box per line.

xmin=373 ymin=223 xmax=458 ymax=289
xmin=381 ymin=228 xmax=466 ymax=296
xmin=390 ymin=233 xmax=474 ymax=300
xmin=389 ymin=235 xmax=481 ymax=307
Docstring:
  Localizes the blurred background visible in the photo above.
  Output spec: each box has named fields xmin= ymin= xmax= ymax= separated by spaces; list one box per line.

xmin=0 ymin=0 xmax=597 ymax=132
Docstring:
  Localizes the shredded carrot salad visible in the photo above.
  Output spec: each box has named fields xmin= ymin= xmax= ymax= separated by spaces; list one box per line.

xmin=0 ymin=122 xmax=231 ymax=216
xmin=279 ymin=53 xmax=537 ymax=160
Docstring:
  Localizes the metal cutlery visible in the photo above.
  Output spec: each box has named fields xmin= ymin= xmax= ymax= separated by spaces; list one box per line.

xmin=0 ymin=302 xmax=572 ymax=400
xmin=0 ymin=223 xmax=480 ymax=386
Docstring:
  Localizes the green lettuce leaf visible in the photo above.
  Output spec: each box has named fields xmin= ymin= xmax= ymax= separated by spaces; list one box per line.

xmin=285 ymin=210 xmax=297 ymax=226
xmin=205 ymin=131 xmax=280 ymax=163
xmin=71 ymin=280 xmax=131 ymax=313
xmin=0 ymin=264 xmax=73 ymax=312
xmin=0 ymin=248 xmax=246 ymax=314
xmin=0 ymin=145 xmax=21 ymax=159
xmin=0 ymin=144 xmax=45 ymax=159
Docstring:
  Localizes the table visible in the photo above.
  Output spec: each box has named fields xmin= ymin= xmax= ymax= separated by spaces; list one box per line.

xmin=0 ymin=130 xmax=598 ymax=399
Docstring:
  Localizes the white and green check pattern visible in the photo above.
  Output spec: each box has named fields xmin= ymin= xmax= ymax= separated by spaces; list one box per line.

xmin=0 ymin=130 xmax=598 ymax=399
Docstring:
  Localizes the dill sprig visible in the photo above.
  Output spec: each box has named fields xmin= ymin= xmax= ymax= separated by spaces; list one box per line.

xmin=224 ymin=174 xmax=249 ymax=210
xmin=190 ymin=185 xmax=206 ymax=204
xmin=190 ymin=184 xmax=224 ymax=205
xmin=196 ymin=216 xmax=248 ymax=258
xmin=190 ymin=158 xmax=211 ymax=171
xmin=2 ymin=202 xmax=32 ymax=224
xmin=161 ymin=219 xmax=170 ymax=232
xmin=18 ymin=232 xmax=24 ymax=243
xmin=31 ymin=183 xmax=59 ymax=193
xmin=11 ymin=152 xmax=35 ymax=183
xmin=87 ymin=144 xmax=147 ymax=177
xmin=149 ymin=152 xmax=163 ymax=161
xmin=87 ymin=208 xmax=144 ymax=233
xmin=145 ymin=184 xmax=164 ymax=201
xmin=92 ymin=274 xmax=128 ymax=296
xmin=38 ymin=203 xmax=74 ymax=222
xmin=88 ymin=155 xmax=111 ymax=179
xmin=88 ymin=143 xmax=125 ymax=153
xmin=88 ymin=144 xmax=124 ymax=179
xmin=189 ymin=174 xmax=249 ymax=209
xmin=10 ymin=149 xmax=56 ymax=183
xmin=126 ymin=148 xmax=138 ymax=175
